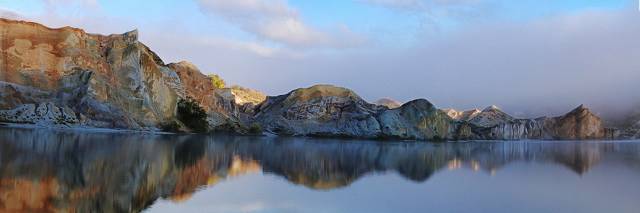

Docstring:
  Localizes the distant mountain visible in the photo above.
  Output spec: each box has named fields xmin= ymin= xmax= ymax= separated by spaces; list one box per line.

xmin=442 ymin=108 xmax=481 ymax=121
xmin=468 ymin=105 xmax=516 ymax=128
xmin=375 ymin=98 xmax=402 ymax=109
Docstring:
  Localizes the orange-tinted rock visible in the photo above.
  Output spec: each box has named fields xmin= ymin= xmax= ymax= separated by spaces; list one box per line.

xmin=0 ymin=18 xmax=182 ymax=128
xmin=0 ymin=18 xmax=255 ymax=130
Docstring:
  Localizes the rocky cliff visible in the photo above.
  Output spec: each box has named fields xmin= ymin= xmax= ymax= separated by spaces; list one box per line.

xmin=0 ymin=18 xmax=246 ymax=131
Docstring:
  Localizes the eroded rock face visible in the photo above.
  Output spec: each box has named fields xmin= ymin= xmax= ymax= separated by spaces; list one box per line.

xmin=255 ymin=85 xmax=385 ymax=137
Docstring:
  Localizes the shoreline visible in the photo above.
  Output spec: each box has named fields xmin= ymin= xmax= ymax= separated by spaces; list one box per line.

xmin=0 ymin=122 xmax=636 ymax=143
xmin=0 ymin=122 xmax=174 ymax=135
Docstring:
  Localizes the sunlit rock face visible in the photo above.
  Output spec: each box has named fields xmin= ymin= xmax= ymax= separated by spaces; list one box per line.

xmin=217 ymin=86 xmax=266 ymax=106
xmin=255 ymin=85 xmax=386 ymax=138
xmin=215 ymin=86 xmax=266 ymax=121
xmin=0 ymin=18 xmax=179 ymax=129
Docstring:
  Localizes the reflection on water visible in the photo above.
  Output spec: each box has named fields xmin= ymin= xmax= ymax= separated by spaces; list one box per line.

xmin=0 ymin=127 xmax=639 ymax=213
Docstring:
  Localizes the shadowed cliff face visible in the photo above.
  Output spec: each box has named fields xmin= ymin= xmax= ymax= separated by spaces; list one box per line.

xmin=0 ymin=127 xmax=638 ymax=212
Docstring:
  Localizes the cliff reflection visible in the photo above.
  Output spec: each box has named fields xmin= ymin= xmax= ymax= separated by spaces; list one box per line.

xmin=0 ymin=127 xmax=639 ymax=212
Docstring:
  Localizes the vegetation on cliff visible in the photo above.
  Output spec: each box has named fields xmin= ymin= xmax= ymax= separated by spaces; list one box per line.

xmin=208 ymin=74 xmax=226 ymax=89
xmin=177 ymin=98 xmax=209 ymax=133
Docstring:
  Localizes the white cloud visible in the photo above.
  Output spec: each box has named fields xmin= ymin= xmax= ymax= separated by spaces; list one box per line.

xmin=0 ymin=7 xmax=22 ymax=19
xmin=196 ymin=0 xmax=364 ymax=49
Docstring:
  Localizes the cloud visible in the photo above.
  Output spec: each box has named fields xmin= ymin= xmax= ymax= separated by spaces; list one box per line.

xmin=358 ymin=0 xmax=497 ymax=34
xmin=196 ymin=0 xmax=365 ymax=49
xmin=359 ymin=0 xmax=488 ymax=13
xmin=206 ymin=9 xmax=640 ymax=120
xmin=0 ymin=7 xmax=22 ymax=19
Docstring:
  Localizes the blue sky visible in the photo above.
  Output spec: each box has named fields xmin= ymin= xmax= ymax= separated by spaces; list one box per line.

xmin=1 ymin=0 xmax=632 ymax=47
xmin=0 ymin=0 xmax=639 ymax=117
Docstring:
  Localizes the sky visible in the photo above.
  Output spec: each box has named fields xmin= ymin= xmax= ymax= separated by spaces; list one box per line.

xmin=0 ymin=0 xmax=639 ymax=119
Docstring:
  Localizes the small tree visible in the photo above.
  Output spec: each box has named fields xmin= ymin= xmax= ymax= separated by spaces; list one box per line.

xmin=177 ymin=98 xmax=209 ymax=133
xmin=209 ymin=74 xmax=226 ymax=89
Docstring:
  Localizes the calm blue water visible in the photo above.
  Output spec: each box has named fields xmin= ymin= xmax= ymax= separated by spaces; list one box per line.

xmin=0 ymin=127 xmax=639 ymax=213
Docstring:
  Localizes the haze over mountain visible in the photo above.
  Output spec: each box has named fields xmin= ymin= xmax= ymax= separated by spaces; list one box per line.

xmin=0 ymin=0 xmax=639 ymax=120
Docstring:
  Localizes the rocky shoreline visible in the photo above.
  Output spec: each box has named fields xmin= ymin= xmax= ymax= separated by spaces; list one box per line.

xmin=0 ymin=18 xmax=634 ymax=141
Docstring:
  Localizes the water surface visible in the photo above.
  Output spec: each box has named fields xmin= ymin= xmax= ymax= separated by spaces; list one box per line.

xmin=0 ymin=127 xmax=639 ymax=213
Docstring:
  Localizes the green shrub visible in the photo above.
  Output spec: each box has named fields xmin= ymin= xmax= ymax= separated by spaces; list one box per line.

xmin=208 ymin=74 xmax=226 ymax=89
xmin=177 ymin=98 xmax=209 ymax=133
xmin=248 ymin=123 xmax=264 ymax=135
xmin=161 ymin=121 xmax=182 ymax=133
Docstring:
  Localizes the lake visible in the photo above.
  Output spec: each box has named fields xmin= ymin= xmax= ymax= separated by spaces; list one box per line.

xmin=0 ymin=127 xmax=639 ymax=213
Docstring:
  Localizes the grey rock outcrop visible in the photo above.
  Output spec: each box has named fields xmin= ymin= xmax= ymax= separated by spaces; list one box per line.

xmin=0 ymin=103 xmax=79 ymax=126
xmin=255 ymin=85 xmax=385 ymax=137
xmin=377 ymin=99 xmax=458 ymax=141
